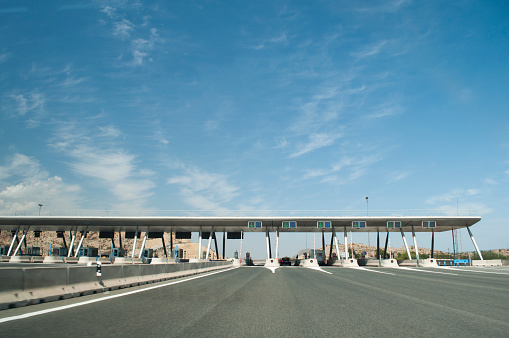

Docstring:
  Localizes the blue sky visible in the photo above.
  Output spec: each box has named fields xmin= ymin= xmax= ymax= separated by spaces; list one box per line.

xmin=1 ymin=1 xmax=508 ymax=258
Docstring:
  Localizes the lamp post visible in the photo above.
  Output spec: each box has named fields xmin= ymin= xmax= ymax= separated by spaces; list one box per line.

xmin=366 ymin=197 xmax=370 ymax=258
xmin=38 ymin=204 xmax=43 ymax=216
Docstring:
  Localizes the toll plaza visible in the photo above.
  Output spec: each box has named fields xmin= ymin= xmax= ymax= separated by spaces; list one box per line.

xmin=0 ymin=213 xmax=483 ymax=268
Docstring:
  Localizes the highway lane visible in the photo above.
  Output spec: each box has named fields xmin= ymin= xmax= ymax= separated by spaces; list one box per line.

xmin=0 ymin=266 xmax=508 ymax=337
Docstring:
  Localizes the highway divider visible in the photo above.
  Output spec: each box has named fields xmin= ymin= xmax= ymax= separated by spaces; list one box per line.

xmin=0 ymin=260 xmax=232 ymax=310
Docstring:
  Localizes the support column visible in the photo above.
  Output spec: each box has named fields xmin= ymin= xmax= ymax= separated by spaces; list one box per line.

xmin=265 ymin=230 xmax=271 ymax=259
xmin=206 ymin=228 xmax=214 ymax=260
xmin=170 ymin=231 xmax=173 ymax=258
xmin=383 ymin=232 xmax=389 ymax=259
xmin=213 ymin=233 xmax=219 ymax=260
xmin=400 ymin=229 xmax=412 ymax=260
xmin=198 ymin=228 xmax=202 ymax=260
xmin=452 ymin=229 xmax=456 ymax=260
xmin=138 ymin=230 xmax=148 ymax=258
xmin=275 ymin=230 xmax=279 ymax=259
xmin=322 ymin=231 xmax=325 ymax=255
xmin=377 ymin=229 xmax=380 ymax=259
xmin=13 ymin=227 xmax=30 ymax=256
xmin=67 ymin=227 xmax=78 ymax=257
xmin=7 ymin=225 xmax=20 ymax=256
xmin=162 ymin=235 xmax=167 ymax=258
xmin=431 ymin=231 xmax=434 ymax=259
xmin=333 ymin=228 xmax=341 ymax=260
xmin=411 ymin=226 xmax=420 ymax=263
xmin=329 ymin=232 xmax=334 ymax=260
xmin=466 ymin=226 xmax=483 ymax=260
xmin=131 ymin=229 xmax=138 ymax=258
xmin=75 ymin=227 xmax=88 ymax=257
xmin=222 ymin=232 xmax=226 ymax=259
xmin=343 ymin=227 xmax=348 ymax=259
xmin=118 ymin=231 xmax=122 ymax=250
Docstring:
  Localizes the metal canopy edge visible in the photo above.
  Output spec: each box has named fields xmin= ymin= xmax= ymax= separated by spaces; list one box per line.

xmin=0 ymin=215 xmax=481 ymax=233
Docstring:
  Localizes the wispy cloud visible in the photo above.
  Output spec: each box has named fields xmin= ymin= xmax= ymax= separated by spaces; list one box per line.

xmin=0 ymin=154 xmax=81 ymax=213
xmin=168 ymin=166 xmax=239 ymax=210
xmin=426 ymin=188 xmax=481 ymax=205
xmin=290 ymin=132 xmax=342 ymax=158
xmin=50 ymin=122 xmax=155 ymax=207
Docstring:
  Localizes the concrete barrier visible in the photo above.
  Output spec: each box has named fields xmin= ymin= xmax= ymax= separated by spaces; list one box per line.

xmin=9 ymin=256 xmax=32 ymax=263
xmin=398 ymin=259 xmax=418 ymax=267
xmin=472 ymin=259 xmax=502 ymax=266
xmin=43 ymin=256 xmax=65 ymax=263
xmin=418 ymin=258 xmax=437 ymax=267
xmin=0 ymin=260 xmax=232 ymax=310
xmin=380 ymin=259 xmax=399 ymax=267
xmin=300 ymin=259 xmax=319 ymax=267
xmin=334 ymin=258 xmax=359 ymax=267
xmin=231 ymin=259 xmax=241 ymax=267
xmin=264 ymin=258 xmax=279 ymax=267
xmin=78 ymin=256 xmax=98 ymax=264
xmin=365 ymin=259 xmax=380 ymax=267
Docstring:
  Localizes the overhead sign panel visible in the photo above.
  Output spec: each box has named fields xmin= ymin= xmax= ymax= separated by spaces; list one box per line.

xmin=422 ymin=221 xmax=436 ymax=228
xmin=352 ymin=221 xmax=366 ymax=228
xmin=248 ymin=221 xmax=262 ymax=229
xmin=282 ymin=221 xmax=297 ymax=228
xmin=387 ymin=221 xmax=401 ymax=229
xmin=317 ymin=221 xmax=331 ymax=228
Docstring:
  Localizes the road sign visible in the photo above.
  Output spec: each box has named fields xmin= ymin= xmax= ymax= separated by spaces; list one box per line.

xmin=282 ymin=221 xmax=297 ymax=228
xmin=317 ymin=221 xmax=331 ymax=228
xmin=387 ymin=221 xmax=401 ymax=228
xmin=422 ymin=221 xmax=436 ymax=228
xmin=248 ymin=221 xmax=262 ymax=228
xmin=352 ymin=221 xmax=366 ymax=228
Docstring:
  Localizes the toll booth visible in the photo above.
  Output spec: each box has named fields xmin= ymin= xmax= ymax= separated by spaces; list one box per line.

xmin=0 ymin=246 xmax=9 ymax=255
xmin=172 ymin=248 xmax=183 ymax=261
xmin=52 ymin=247 xmax=68 ymax=256
xmin=24 ymin=247 xmax=41 ymax=256
xmin=245 ymin=252 xmax=253 ymax=266
xmin=111 ymin=248 xmax=126 ymax=257
xmin=141 ymin=248 xmax=154 ymax=264
xmin=142 ymin=248 xmax=154 ymax=258
xmin=79 ymin=247 xmax=98 ymax=257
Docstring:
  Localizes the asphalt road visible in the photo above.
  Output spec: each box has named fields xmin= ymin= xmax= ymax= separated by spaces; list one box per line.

xmin=1 ymin=266 xmax=508 ymax=337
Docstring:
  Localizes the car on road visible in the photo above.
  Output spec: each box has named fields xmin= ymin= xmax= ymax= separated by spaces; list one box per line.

xmin=279 ymin=257 xmax=292 ymax=266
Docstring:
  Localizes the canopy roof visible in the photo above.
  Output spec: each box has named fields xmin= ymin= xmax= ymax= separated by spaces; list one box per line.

xmin=0 ymin=215 xmax=481 ymax=233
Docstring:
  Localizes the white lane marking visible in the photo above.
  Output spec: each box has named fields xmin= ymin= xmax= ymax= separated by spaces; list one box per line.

xmin=265 ymin=266 xmax=278 ymax=273
xmin=397 ymin=267 xmax=458 ymax=275
xmin=442 ymin=267 xmax=509 ymax=275
xmin=306 ymin=267 xmax=333 ymax=274
xmin=0 ymin=267 xmax=239 ymax=324
xmin=349 ymin=267 xmax=395 ymax=275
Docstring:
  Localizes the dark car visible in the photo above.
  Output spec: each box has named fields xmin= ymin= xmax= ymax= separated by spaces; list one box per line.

xmin=279 ymin=257 xmax=292 ymax=266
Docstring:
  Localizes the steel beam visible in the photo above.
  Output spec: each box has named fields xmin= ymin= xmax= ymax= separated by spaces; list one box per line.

xmin=400 ymin=229 xmax=412 ymax=260
xmin=75 ymin=227 xmax=88 ymax=257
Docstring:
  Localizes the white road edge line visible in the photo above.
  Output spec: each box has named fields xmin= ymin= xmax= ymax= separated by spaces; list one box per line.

xmin=442 ymin=267 xmax=509 ymax=275
xmin=0 ymin=266 xmax=239 ymax=324
xmin=350 ymin=267 xmax=395 ymax=275
xmin=306 ymin=267 xmax=333 ymax=274
xmin=397 ymin=267 xmax=458 ymax=275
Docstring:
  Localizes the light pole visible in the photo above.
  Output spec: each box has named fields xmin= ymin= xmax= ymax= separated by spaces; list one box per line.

xmin=38 ymin=204 xmax=43 ymax=216
xmin=366 ymin=197 xmax=370 ymax=258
